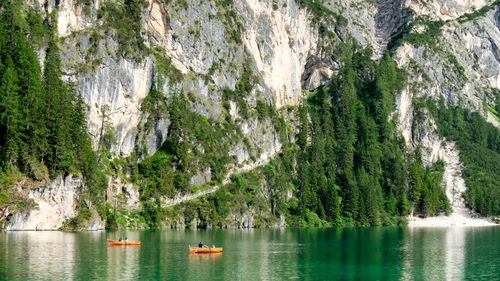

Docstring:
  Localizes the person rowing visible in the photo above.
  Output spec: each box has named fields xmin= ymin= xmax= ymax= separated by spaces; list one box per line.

xmin=198 ymin=241 xmax=203 ymax=248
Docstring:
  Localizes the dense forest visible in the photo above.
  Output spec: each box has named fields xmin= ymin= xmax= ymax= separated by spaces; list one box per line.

xmin=286 ymin=47 xmax=450 ymax=226
xmin=1 ymin=0 xmax=499 ymax=229
xmin=0 ymin=0 xmax=108 ymax=222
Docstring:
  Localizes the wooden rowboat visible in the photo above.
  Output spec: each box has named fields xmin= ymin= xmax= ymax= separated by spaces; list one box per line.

xmin=108 ymin=240 xmax=141 ymax=246
xmin=189 ymin=246 xmax=223 ymax=253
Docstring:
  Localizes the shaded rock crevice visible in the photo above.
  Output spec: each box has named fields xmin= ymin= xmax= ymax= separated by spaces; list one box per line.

xmin=374 ymin=0 xmax=413 ymax=57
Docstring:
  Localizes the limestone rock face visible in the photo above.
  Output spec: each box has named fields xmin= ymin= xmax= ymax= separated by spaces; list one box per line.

xmin=241 ymin=0 xmax=318 ymax=107
xmin=394 ymin=7 xmax=500 ymax=123
xmin=6 ymin=175 xmax=83 ymax=231
xmin=107 ymin=177 xmax=141 ymax=210
xmin=78 ymin=58 xmax=154 ymax=156
xmin=302 ymin=55 xmax=334 ymax=91
xmin=51 ymin=0 xmax=321 ymax=158
xmin=57 ymin=0 xmax=91 ymax=37
xmin=374 ymin=0 xmax=413 ymax=58
xmin=410 ymin=0 xmax=493 ymax=20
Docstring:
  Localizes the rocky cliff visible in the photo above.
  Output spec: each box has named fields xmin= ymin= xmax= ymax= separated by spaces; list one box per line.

xmin=7 ymin=175 xmax=85 ymax=230
xmin=4 ymin=0 xmax=500 ymax=229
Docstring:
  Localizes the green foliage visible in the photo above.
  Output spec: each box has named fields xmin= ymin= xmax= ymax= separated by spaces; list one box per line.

xmin=0 ymin=3 xmax=90 ymax=176
xmin=256 ymin=100 xmax=275 ymax=120
xmin=485 ymin=102 xmax=500 ymax=123
xmin=221 ymin=62 xmax=257 ymax=118
xmin=444 ymin=52 xmax=467 ymax=82
xmin=296 ymin=0 xmax=334 ymax=18
xmin=97 ymin=0 xmax=148 ymax=58
xmin=25 ymin=8 xmax=48 ymax=48
xmin=0 ymin=0 xmax=465 ymax=228
xmin=76 ymin=0 xmax=93 ymax=15
xmin=494 ymin=90 xmax=500 ymax=120
xmin=64 ymin=200 xmax=93 ymax=230
xmin=389 ymin=17 xmax=445 ymax=50
xmin=409 ymin=153 xmax=450 ymax=217
xmin=296 ymin=0 xmax=347 ymax=27
xmin=129 ymin=91 xmax=245 ymax=226
xmin=282 ymin=48 xmax=447 ymax=226
xmin=154 ymin=48 xmax=448 ymax=228
xmin=300 ymin=209 xmax=331 ymax=227
xmin=164 ymin=165 xmax=283 ymax=228
xmin=97 ymin=105 xmax=116 ymax=161
xmin=151 ymin=47 xmax=184 ymax=87
xmin=213 ymin=0 xmax=244 ymax=44
xmin=390 ymin=1 xmax=500 ymax=52
xmin=36 ymin=11 xmax=95 ymax=178
xmin=15 ymin=198 xmax=38 ymax=213
xmin=0 ymin=168 xmax=21 ymax=216
xmin=457 ymin=1 xmax=500 ymax=23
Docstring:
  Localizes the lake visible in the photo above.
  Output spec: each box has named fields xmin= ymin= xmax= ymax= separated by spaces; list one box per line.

xmin=1 ymin=227 xmax=499 ymax=280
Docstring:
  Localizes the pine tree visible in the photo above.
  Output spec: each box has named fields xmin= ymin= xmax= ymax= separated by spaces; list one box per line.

xmin=496 ymin=92 xmax=500 ymax=118
xmin=42 ymin=13 xmax=68 ymax=172
xmin=374 ymin=52 xmax=400 ymax=139
xmin=297 ymin=105 xmax=308 ymax=151
xmin=332 ymin=46 xmax=359 ymax=220
xmin=0 ymin=66 xmax=22 ymax=165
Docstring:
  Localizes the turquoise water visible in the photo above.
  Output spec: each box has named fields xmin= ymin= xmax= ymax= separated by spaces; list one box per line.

xmin=0 ymin=227 xmax=499 ymax=280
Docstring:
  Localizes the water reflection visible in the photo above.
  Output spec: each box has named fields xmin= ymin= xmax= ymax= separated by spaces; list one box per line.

xmin=0 ymin=232 xmax=76 ymax=280
xmin=402 ymin=227 xmax=469 ymax=281
xmin=0 ymin=227 xmax=499 ymax=280
xmin=189 ymin=252 xmax=223 ymax=259
xmin=445 ymin=228 xmax=465 ymax=281
xmin=73 ymin=231 xmax=107 ymax=280
xmin=106 ymin=243 xmax=140 ymax=279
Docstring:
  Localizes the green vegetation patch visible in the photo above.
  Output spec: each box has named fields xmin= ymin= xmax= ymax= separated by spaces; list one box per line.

xmin=282 ymin=49 xmax=444 ymax=226
xmin=457 ymin=1 xmax=500 ymax=23
xmin=212 ymin=0 xmax=245 ymax=44
xmin=221 ymin=61 xmax=258 ymax=118
xmin=296 ymin=0 xmax=348 ymax=27
xmin=97 ymin=0 xmax=149 ymax=58
xmin=485 ymin=103 xmax=500 ymax=122
xmin=388 ymin=16 xmax=445 ymax=51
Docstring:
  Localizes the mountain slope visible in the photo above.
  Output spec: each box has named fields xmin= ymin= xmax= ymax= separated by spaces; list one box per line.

xmin=1 ymin=0 xmax=499 ymax=230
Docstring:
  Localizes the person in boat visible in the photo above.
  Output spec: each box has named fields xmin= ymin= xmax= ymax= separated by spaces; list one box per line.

xmin=198 ymin=242 xmax=203 ymax=248
xmin=212 ymin=245 xmax=215 ymax=248
xmin=125 ymin=237 xmax=128 ymax=242
xmin=118 ymin=237 xmax=123 ymax=242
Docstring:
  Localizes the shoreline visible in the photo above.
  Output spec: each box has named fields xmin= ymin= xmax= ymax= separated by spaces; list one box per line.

xmin=2 ymin=220 xmax=498 ymax=231
xmin=408 ymin=213 xmax=497 ymax=227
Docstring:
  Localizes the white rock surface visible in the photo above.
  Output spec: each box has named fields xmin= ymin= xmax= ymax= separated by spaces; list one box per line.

xmin=242 ymin=0 xmax=317 ymax=107
xmin=107 ymin=177 xmax=141 ymax=210
xmin=395 ymin=8 xmax=500 ymax=119
xmin=79 ymin=57 xmax=154 ymax=156
xmin=410 ymin=0 xmax=493 ymax=21
xmin=7 ymin=175 xmax=83 ymax=231
xmin=57 ymin=0 xmax=91 ymax=37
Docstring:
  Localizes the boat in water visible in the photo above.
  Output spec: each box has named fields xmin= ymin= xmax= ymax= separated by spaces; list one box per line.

xmin=189 ymin=246 xmax=223 ymax=253
xmin=107 ymin=240 xmax=141 ymax=246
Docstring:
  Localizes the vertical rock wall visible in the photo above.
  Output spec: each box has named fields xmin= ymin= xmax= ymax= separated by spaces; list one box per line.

xmin=7 ymin=175 xmax=84 ymax=230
